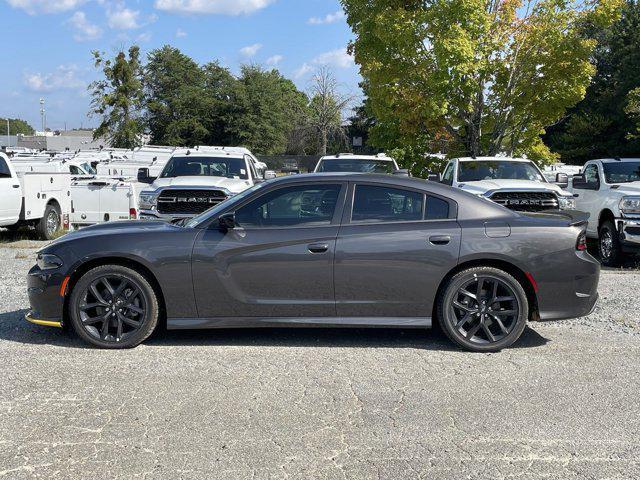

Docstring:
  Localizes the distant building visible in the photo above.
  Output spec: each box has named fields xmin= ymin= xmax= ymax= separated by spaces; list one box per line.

xmin=0 ymin=136 xmax=18 ymax=149
xmin=17 ymin=130 xmax=109 ymax=151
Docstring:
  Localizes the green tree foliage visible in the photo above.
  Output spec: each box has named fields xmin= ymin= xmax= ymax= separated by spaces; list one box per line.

xmin=228 ymin=65 xmax=309 ymax=155
xmin=545 ymin=1 xmax=640 ymax=162
xmin=89 ymin=46 xmax=145 ymax=149
xmin=0 ymin=118 xmax=34 ymax=136
xmin=341 ymin=0 xmax=621 ymax=166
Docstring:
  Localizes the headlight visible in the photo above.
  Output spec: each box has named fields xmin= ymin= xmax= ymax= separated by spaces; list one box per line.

xmin=619 ymin=196 xmax=640 ymax=214
xmin=36 ymin=253 xmax=63 ymax=270
xmin=139 ymin=192 xmax=159 ymax=209
xmin=558 ymin=196 xmax=576 ymax=210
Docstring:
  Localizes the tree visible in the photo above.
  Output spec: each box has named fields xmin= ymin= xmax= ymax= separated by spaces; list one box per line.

xmin=307 ymin=68 xmax=352 ymax=155
xmin=89 ymin=46 xmax=145 ymax=148
xmin=144 ymin=46 xmax=211 ymax=146
xmin=228 ymin=65 xmax=309 ymax=155
xmin=545 ymin=1 xmax=640 ymax=163
xmin=0 ymin=118 xmax=34 ymax=136
xmin=341 ymin=0 xmax=621 ymax=165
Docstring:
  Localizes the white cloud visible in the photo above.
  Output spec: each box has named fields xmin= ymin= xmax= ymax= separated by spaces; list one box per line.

xmin=6 ymin=0 xmax=86 ymax=15
xmin=154 ymin=0 xmax=275 ymax=15
xmin=266 ymin=54 xmax=283 ymax=66
xmin=240 ymin=43 xmax=262 ymax=57
xmin=294 ymin=48 xmax=355 ymax=80
xmin=308 ymin=10 xmax=345 ymax=25
xmin=67 ymin=11 xmax=102 ymax=41
xmin=137 ymin=31 xmax=152 ymax=42
xmin=107 ymin=4 xmax=142 ymax=30
xmin=293 ymin=63 xmax=312 ymax=79
xmin=176 ymin=28 xmax=187 ymax=37
xmin=24 ymin=65 xmax=85 ymax=93
xmin=313 ymin=48 xmax=354 ymax=69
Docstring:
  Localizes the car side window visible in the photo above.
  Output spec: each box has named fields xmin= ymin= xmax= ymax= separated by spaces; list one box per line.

xmin=584 ymin=164 xmax=599 ymax=185
xmin=352 ymin=185 xmax=424 ymax=223
xmin=0 ymin=158 xmax=11 ymax=178
xmin=442 ymin=163 xmax=454 ymax=185
xmin=235 ymin=184 xmax=342 ymax=228
xmin=70 ymin=165 xmax=81 ymax=175
xmin=425 ymin=195 xmax=450 ymax=220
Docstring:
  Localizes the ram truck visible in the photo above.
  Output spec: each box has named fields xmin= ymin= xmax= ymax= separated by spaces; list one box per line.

xmin=314 ymin=153 xmax=400 ymax=173
xmin=0 ymin=152 xmax=70 ymax=239
xmin=566 ymin=158 xmax=640 ymax=266
xmin=137 ymin=149 xmax=263 ymax=222
xmin=439 ymin=157 xmax=577 ymax=212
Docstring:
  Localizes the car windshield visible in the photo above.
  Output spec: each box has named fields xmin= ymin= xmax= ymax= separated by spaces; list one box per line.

xmin=184 ymin=182 xmax=266 ymax=228
xmin=161 ymin=156 xmax=249 ymax=180
xmin=81 ymin=162 xmax=96 ymax=175
xmin=316 ymin=159 xmax=395 ymax=174
xmin=458 ymin=161 xmax=545 ymax=182
xmin=603 ymin=161 xmax=640 ymax=183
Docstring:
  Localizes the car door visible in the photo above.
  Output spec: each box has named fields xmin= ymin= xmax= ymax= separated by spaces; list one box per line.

xmin=192 ymin=181 xmax=347 ymax=318
xmin=0 ymin=156 xmax=21 ymax=224
xmin=573 ymin=163 xmax=601 ymax=236
xmin=334 ymin=182 xmax=461 ymax=319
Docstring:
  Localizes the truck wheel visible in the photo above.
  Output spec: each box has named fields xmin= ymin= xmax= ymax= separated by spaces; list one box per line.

xmin=36 ymin=203 xmax=61 ymax=240
xmin=598 ymin=220 xmax=623 ymax=267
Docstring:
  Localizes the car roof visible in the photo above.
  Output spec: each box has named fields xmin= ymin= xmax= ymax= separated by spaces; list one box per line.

xmin=319 ymin=154 xmax=395 ymax=161
xmin=590 ymin=158 xmax=640 ymax=163
xmin=456 ymin=157 xmax=532 ymax=163
xmin=170 ymin=151 xmax=245 ymax=160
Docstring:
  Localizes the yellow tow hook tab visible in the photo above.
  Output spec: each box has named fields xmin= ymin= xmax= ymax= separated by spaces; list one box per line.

xmin=25 ymin=313 xmax=63 ymax=328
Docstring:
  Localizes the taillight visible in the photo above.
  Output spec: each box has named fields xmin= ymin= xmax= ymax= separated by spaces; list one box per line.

xmin=62 ymin=214 xmax=70 ymax=230
xmin=576 ymin=230 xmax=587 ymax=251
xmin=129 ymin=208 xmax=137 ymax=220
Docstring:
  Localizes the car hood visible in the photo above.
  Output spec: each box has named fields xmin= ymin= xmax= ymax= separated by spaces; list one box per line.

xmin=460 ymin=179 xmax=565 ymax=195
xmin=150 ymin=176 xmax=252 ymax=194
xmin=612 ymin=181 xmax=640 ymax=195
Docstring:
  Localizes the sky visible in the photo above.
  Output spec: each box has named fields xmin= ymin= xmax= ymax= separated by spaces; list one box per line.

xmin=0 ymin=0 xmax=361 ymax=132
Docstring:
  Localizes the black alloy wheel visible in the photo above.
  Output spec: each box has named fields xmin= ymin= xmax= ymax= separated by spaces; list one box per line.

xmin=438 ymin=267 xmax=529 ymax=352
xmin=69 ymin=265 xmax=159 ymax=348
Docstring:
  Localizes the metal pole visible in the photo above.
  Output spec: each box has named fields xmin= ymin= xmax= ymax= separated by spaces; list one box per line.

xmin=6 ymin=119 xmax=9 ymax=148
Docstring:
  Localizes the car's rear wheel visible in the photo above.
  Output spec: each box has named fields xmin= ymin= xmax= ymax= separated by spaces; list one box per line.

xmin=69 ymin=265 xmax=159 ymax=349
xmin=437 ymin=267 xmax=529 ymax=352
xmin=598 ymin=220 xmax=622 ymax=267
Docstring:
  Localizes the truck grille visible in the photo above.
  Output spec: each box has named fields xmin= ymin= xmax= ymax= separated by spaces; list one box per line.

xmin=489 ymin=191 xmax=559 ymax=212
xmin=157 ymin=189 xmax=228 ymax=215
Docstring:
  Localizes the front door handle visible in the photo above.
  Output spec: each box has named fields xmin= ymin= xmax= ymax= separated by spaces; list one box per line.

xmin=429 ymin=235 xmax=451 ymax=246
xmin=308 ymin=243 xmax=329 ymax=254
xmin=12 ymin=184 xmax=20 ymax=188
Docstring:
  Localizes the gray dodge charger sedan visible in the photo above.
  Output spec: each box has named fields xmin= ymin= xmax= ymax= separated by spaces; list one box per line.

xmin=26 ymin=173 xmax=600 ymax=351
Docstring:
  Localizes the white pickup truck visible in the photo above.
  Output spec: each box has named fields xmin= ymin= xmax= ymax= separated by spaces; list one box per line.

xmin=439 ymin=156 xmax=576 ymax=212
xmin=567 ymin=158 xmax=640 ymax=266
xmin=0 ymin=152 xmax=70 ymax=239
xmin=138 ymin=148 xmax=263 ymax=222
xmin=314 ymin=153 xmax=400 ymax=173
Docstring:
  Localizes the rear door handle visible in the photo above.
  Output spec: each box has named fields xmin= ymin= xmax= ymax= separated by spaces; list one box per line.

xmin=429 ymin=235 xmax=451 ymax=246
xmin=308 ymin=243 xmax=329 ymax=254
xmin=12 ymin=184 xmax=20 ymax=188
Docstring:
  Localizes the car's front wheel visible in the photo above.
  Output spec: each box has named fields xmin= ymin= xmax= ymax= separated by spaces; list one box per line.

xmin=437 ymin=266 xmax=529 ymax=352
xmin=598 ymin=220 xmax=623 ymax=267
xmin=69 ymin=265 xmax=159 ymax=349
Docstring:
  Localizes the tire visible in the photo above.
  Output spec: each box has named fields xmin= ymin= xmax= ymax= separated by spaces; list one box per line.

xmin=36 ymin=203 xmax=61 ymax=240
xmin=69 ymin=265 xmax=159 ymax=349
xmin=436 ymin=266 xmax=529 ymax=352
xmin=598 ymin=220 xmax=623 ymax=267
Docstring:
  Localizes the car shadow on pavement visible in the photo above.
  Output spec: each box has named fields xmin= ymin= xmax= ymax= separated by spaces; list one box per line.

xmin=0 ymin=309 xmax=549 ymax=351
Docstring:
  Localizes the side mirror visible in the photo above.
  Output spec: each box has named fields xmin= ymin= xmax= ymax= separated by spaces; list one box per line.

xmin=392 ymin=169 xmax=410 ymax=177
xmin=555 ymin=173 xmax=569 ymax=188
xmin=572 ymin=174 xmax=598 ymax=190
xmin=218 ymin=212 xmax=236 ymax=231
xmin=264 ymin=170 xmax=277 ymax=180
xmin=137 ymin=168 xmax=156 ymax=184
xmin=427 ymin=173 xmax=442 ymax=182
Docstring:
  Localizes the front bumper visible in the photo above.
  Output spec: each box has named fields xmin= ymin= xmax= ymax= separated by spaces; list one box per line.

xmin=616 ymin=217 xmax=640 ymax=251
xmin=27 ymin=265 xmax=66 ymax=326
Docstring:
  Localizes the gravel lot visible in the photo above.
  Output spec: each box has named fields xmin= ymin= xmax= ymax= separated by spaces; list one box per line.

xmin=1 ymin=235 xmax=639 ymax=479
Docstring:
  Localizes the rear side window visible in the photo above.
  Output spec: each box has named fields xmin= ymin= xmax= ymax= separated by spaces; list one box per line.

xmin=0 ymin=158 xmax=11 ymax=178
xmin=352 ymin=185 xmax=423 ymax=223
xmin=426 ymin=196 xmax=450 ymax=220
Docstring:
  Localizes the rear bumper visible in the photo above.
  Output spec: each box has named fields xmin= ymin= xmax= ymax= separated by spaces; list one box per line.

xmin=535 ymin=251 xmax=601 ymax=321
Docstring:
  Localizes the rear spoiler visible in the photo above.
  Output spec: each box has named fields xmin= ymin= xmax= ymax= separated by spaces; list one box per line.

xmin=521 ymin=210 xmax=590 ymax=228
